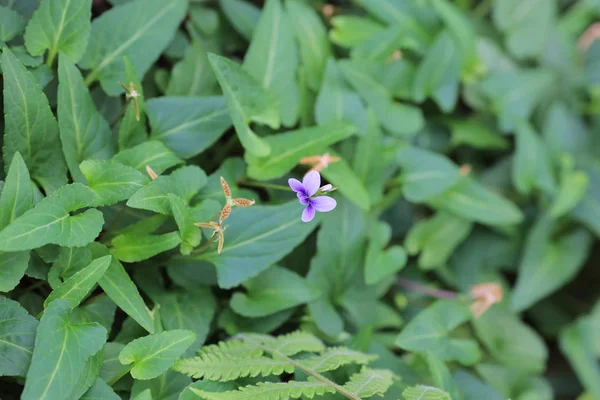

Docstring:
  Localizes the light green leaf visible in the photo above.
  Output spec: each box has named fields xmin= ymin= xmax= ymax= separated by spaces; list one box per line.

xmin=321 ymin=154 xmax=371 ymax=211
xmin=513 ymin=122 xmax=556 ymax=195
xmin=343 ymin=368 xmax=394 ymax=398
xmin=44 ymin=256 xmax=112 ymax=308
xmin=147 ymin=96 xmax=232 ymax=159
xmin=22 ymin=299 xmax=107 ymax=400
xmin=180 ymin=381 xmax=236 ymax=400
xmin=245 ymin=122 xmax=356 ymax=180
xmin=511 ymin=216 xmax=592 ymax=311
xmin=1 ymin=48 xmax=67 ymax=191
xmin=112 ymin=232 xmax=182 ymax=263
xmin=80 ymin=379 xmax=120 ymax=400
xmin=243 ymin=0 xmax=299 ymax=126
xmin=425 ymin=353 xmax=462 ymax=400
xmin=80 ymin=0 xmax=187 ymax=95
xmin=113 ymin=140 xmax=183 ymax=175
xmin=57 ymin=57 xmax=113 ymax=183
xmin=80 ymin=160 xmax=148 ymax=207
xmin=0 ymin=183 xmax=104 ymax=252
xmin=560 ymin=317 xmax=600 ymax=399
xmin=0 ymin=251 xmax=31 ymax=292
xmin=432 ymin=0 xmax=477 ymax=68
xmin=68 ymin=350 xmax=104 ymax=400
xmin=175 ymin=201 xmax=318 ymax=289
xmin=118 ymin=57 xmax=147 ymax=151
xmin=99 ymin=342 xmax=128 ymax=385
xmin=365 ymin=221 xmax=406 ymax=285
xmin=402 ymin=385 xmax=451 ymax=400
xmin=329 ymin=15 xmax=384 ymax=48
xmin=220 ymin=0 xmax=260 ymax=41
xmin=0 ymin=152 xmax=33 ymax=231
xmin=119 ymin=329 xmax=196 ymax=380
xmin=449 ymin=119 xmax=509 ymax=150
xmin=350 ymin=25 xmax=404 ymax=61
xmin=169 ymin=194 xmax=202 ymax=255
xmin=231 ymin=266 xmax=320 ymax=317
xmin=0 ymin=296 xmax=38 ymax=377
xmin=24 ymin=0 xmax=91 ymax=65
xmin=550 ymin=157 xmax=589 ymax=218
xmin=395 ymin=300 xmax=481 ymax=365
xmin=208 ymin=53 xmax=276 ymax=157
xmin=0 ymin=5 xmax=26 ymax=41
xmin=543 ymin=102 xmax=591 ymax=160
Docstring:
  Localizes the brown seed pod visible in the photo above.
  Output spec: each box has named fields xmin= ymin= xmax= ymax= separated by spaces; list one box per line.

xmin=220 ymin=204 xmax=232 ymax=223
xmin=233 ymin=198 xmax=255 ymax=207
xmin=220 ymin=176 xmax=232 ymax=199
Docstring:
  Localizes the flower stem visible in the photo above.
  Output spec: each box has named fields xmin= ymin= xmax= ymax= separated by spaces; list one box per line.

xmin=190 ymin=235 xmax=217 ymax=255
xmin=396 ymin=278 xmax=459 ymax=300
xmin=238 ymin=179 xmax=293 ymax=192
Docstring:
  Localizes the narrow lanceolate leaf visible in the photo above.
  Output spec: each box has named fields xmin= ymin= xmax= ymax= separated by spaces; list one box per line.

xmin=0 ymin=297 xmax=38 ymax=377
xmin=0 ymin=5 xmax=26 ymax=41
xmin=147 ymin=96 xmax=232 ymax=159
xmin=168 ymin=194 xmax=202 ymax=255
xmin=244 ymin=0 xmax=299 ymax=126
xmin=343 ymin=368 xmax=394 ymax=398
xmin=112 ymin=232 xmax=182 ymax=263
xmin=174 ymin=354 xmax=294 ymax=381
xmin=58 ymin=57 xmax=114 ymax=183
xmin=113 ymin=140 xmax=183 ymax=175
xmin=44 ymin=256 xmax=112 ymax=308
xmin=0 ymin=184 xmax=104 ymax=252
xmin=208 ymin=53 xmax=277 ymax=157
xmin=80 ymin=160 xmax=148 ymax=206
xmin=189 ymin=381 xmax=335 ymax=400
xmin=402 ymin=385 xmax=451 ymax=400
xmin=118 ymin=330 xmax=195 ymax=380
xmin=22 ymin=300 xmax=107 ymax=400
xmin=24 ymin=0 xmax=91 ymax=64
xmin=0 ymin=152 xmax=33 ymax=231
xmin=175 ymin=201 xmax=317 ymax=289
xmin=513 ymin=122 xmax=556 ymax=195
xmin=1 ymin=48 xmax=67 ymax=190
xmin=79 ymin=0 xmax=187 ymax=95
xmin=245 ymin=122 xmax=355 ymax=180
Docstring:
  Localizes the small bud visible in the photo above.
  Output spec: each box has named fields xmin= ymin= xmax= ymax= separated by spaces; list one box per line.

xmin=320 ymin=184 xmax=333 ymax=192
xmin=470 ymin=282 xmax=503 ymax=318
xmin=146 ymin=165 xmax=158 ymax=180
xmin=220 ymin=176 xmax=232 ymax=199
xmin=233 ymin=198 xmax=255 ymax=207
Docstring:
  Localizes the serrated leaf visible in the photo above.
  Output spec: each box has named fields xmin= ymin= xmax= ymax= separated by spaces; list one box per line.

xmin=147 ymin=96 xmax=232 ymax=159
xmin=321 ymin=154 xmax=371 ymax=211
xmin=80 ymin=0 xmax=187 ymax=95
xmin=24 ymin=0 xmax=91 ymax=64
xmin=22 ymin=299 xmax=107 ymax=400
xmin=343 ymin=368 xmax=394 ymax=398
xmin=113 ymin=140 xmax=183 ymax=175
xmin=0 ymin=183 xmax=104 ymax=251
xmin=112 ymin=232 xmax=182 ymax=263
xmin=231 ymin=266 xmax=320 ymax=317
xmin=513 ymin=122 xmax=555 ymax=195
xmin=220 ymin=0 xmax=260 ymax=41
xmin=300 ymin=347 xmax=376 ymax=372
xmin=243 ymin=0 xmax=299 ymax=126
xmin=44 ymin=256 xmax=112 ymax=308
xmin=80 ymin=160 xmax=148 ymax=206
xmin=168 ymin=194 xmax=202 ymax=255
xmin=189 ymin=381 xmax=335 ymax=400
xmin=208 ymin=53 xmax=276 ymax=157
xmin=174 ymin=201 xmax=317 ymax=289
xmin=119 ymin=329 xmax=195 ymax=380
xmin=395 ymin=300 xmax=481 ymax=365
xmin=0 ymin=296 xmax=38 ymax=376
xmin=166 ymin=37 xmax=218 ymax=97
xmin=1 ymin=48 xmax=67 ymax=191
xmin=248 ymin=331 xmax=325 ymax=356
xmin=57 ymin=57 xmax=113 ymax=183
xmin=180 ymin=381 xmax=236 ymax=400
xmin=402 ymin=385 xmax=451 ymax=400
xmin=174 ymin=354 xmax=293 ymax=381
xmin=245 ymin=122 xmax=355 ymax=180
xmin=0 ymin=5 xmax=26 ymax=41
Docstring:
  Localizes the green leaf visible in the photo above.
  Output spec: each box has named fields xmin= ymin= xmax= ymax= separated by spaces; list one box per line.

xmin=80 ymin=379 xmax=120 ymax=400
xmin=402 ymin=385 xmax=451 ymax=400
xmin=365 ymin=221 xmax=406 ymax=284
xmin=300 ymin=347 xmax=376 ymax=372
xmin=0 ymin=5 xmax=26 ymax=41
xmin=0 ymin=152 xmax=33 ymax=231
xmin=512 ymin=122 xmax=556 ymax=195
xmin=80 ymin=160 xmax=149 ymax=206
xmin=0 ymin=296 xmax=38 ymax=377
xmin=189 ymin=381 xmax=334 ymax=400
xmin=427 ymin=177 xmax=524 ymax=226
xmin=231 ymin=266 xmax=320 ymax=317
xmin=180 ymin=381 xmax=236 ymax=400
xmin=329 ymin=16 xmax=384 ymax=48
xmin=176 ymin=201 xmax=317 ymax=289
xmin=321 ymin=154 xmax=371 ymax=211
xmin=1 ymin=48 xmax=67 ymax=190
xmin=343 ymin=368 xmax=394 ymax=398
xmin=174 ymin=354 xmax=293 ymax=381
xmin=22 ymin=299 xmax=107 ymax=400
xmin=511 ymin=216 xmax=592 ymax=311
xmin=245 ymin=122 xmax=356 ymax=180
xmin=147 ymin=96 xmax=232 ymax=159
xmin=397 ymin=147 xmax=460 ymax=202
xmin=0 ymin=183 xmax=104 ymax=251
xmin=68 ymin=350 xmax=104 ymax=400
xmin=243 ymin=0 xmax=299 ymax=126
xmin=57 ymin=57 xmax=113 ymax=183
xmin=166 ymin=37 xmax=218 ymax=97
xmin=118 ymin=57 xmax=148 ymax=151
xmin=0 ymin=251 xmax=31 ymax=292
xmin=425 ymin=353 xmax=462 ymax=400
xmin=550 ymin=157 xmax=589 ymax=218
xmin=112 ymin=232 xmax=182 ymax=263
xmin=24 ymin=0 xmax=91 ymax=65
xmin=113 ymin=140 xmax=183 ymax=175
xmin=220 ymin=0 xmax=260 ymax=41
xmin=350 ymin=25 xmax=404 ymax=61
xmin=80 ymin=0 xmax=187 ymax=95
xmin=168 ymin=194 xmax=202 ymax=255
xmin=48 ymin=246 xmax=93 ymax=289
xmin=44 ymin=256 xmax=112 ymax=308
xmin=208 ymin=53 xmax=276 ymax=157
xmin=449 ymin=119 xmax=509 ymax=150
xmin=543 ymin=102 xmax=591 ymax=159
xmin=127 ymin=166 xmax=207 ymax=215
xmin=71 ymin=295 xmax=116 ymax=332
xmin=119 ymin=329 xmax=196 ymax=380
xmin=130 ymin=369 xmax=191 ymax=400
xmin=560 ymin=317 xmax=600 ymax=399
xmin=395 ymin=300 xmax=481 ymax=365
xmin=431 ymin=0 xmax=477 ymax=68
xmin=248 ymin=331 xmax=325 ymax=356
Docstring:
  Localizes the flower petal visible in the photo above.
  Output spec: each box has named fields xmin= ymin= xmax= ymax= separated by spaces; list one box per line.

xmin=311 ymin=196 xmax=337 ymax=212
xmin=302 ymin=170 xmax=321 ymax=196
xmin=298 ymin=194 xmax=310 ymax=205
xmin=301 ymin=204 xmax=316 ymax=222
xmin=288 ymin=178 xmax=304 ymax=193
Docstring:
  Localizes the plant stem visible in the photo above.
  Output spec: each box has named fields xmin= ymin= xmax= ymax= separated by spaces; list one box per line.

xmin=238 ymin=179 xmax=293 ymax=192
xmin=190 ymin=235 xmax=217 ymax=255
xmin=396 ymin=278 xmax=459 ymax=300
xmin=46 ymin=49 xmax=57 ymax=68
xmin=239 ymin=334 xmax=362 ymax=400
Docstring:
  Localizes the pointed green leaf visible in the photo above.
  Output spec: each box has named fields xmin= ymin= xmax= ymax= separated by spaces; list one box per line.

xmin=1 ymin=48 xmax=67 ymax=190
xmin=147 ymin=96 xmax=232 ymax=159
xmin=112 ymin=232 xmax=182 ymax=263
xmin=208 ymin=53 xmax=276 ymax=157
xmin=343 ymin=368 xmax=394 ymax=398
xmin=0 ymin=152 xmax=34 ymax=231
xmin=57 ymin=57 xmax=113 ymax=183
xmin=22 ymin=299 xmax=107 ymax=400
xmin=0 ymin=183 xmax=104 ymax=251
xmin=449 ymin=119 xmax=509 ymax=150
xmin=220 ymin=0 xmax=260 ymax=40
xmin=245 ymin=122 xmax=355 ymax=180
xmin=0 ymin=296 xmax=38 ymax=377
xmin=80 ymin=160 xmax=149 ymax=206
xmin=0 ymin=5 xmax=26 ymax=41
xmin=166 ymin=38 xmax=218 ymax=97
xmin=119 ymin=329 xmax=195 ymax=380
xmin=80 ymin=0 xmax=187 ymax=95
xmin=560 ymin=317 xmax=600 ymax=399
xmin=0 ymin=251 xmax=31 ymax=292
xmin=168 ymin=194 xmax=202 ymax=255
xmin=113 ymin=140 xmax=183 ymax=175
xmin=425 ymin=352 xmax=462 ymax=400
xmin=44 ymin=256 xmax=112 ymax=308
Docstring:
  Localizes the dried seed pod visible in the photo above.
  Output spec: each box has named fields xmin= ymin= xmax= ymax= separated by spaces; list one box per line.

xmin=233 ymin=198 xmax=255 ymax=207
xmin=220 ymin=176 xmax=232 ymax=199
xmin=220 ymin=204 xmax=232 ymax=223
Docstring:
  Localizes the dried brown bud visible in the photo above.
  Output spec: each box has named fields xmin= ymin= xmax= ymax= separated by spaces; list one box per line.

xmin=459 ymin=164 xmax=472 ymax=176
xmin=470 ymin=283 xmax=503 ymax=318
xmin=146 ymin=165 xmax=158 ymax=180
xmin=233 ymin=198 xmax=255 ymax=207
xmin=220 ymin=176 xmax=232 ymax=199
xmin=322 ymin=4 xmax=335 ymax=18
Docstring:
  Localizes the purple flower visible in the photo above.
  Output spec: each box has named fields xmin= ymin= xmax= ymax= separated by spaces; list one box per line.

xmin=288 ymin=170 xmax=337 ymax=222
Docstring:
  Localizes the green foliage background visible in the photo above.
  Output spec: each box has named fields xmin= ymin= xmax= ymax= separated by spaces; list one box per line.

xmin=1 ymin=0 xmax=600 ymax=399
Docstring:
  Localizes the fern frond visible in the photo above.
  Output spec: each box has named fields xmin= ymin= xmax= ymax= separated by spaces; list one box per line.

xmin=300 ymin=347 xmax=378 ymax=373
xmin=342 ymin=368 xmax=394 ymax=398
xmin=198 ymin=339 xmax=263 ymax=359
xmin=241 ymin=331 xmax=325 ymax=356
xmin=402 ymin=385 xmax=451 ymax=400
xmin=173 ymin=353 xmax=294 ymax=381
xmin=189 ymin=380 xmax=336 ymax=400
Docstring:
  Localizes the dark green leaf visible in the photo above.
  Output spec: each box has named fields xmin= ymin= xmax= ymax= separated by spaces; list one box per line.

xmin=0 ymin=296 xmax=38 ymax=376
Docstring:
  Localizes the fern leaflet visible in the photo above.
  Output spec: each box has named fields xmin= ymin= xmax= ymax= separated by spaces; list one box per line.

xmin=342 ymin=368 xmax=394 ymax=398
xmin=197 ymin=339 xmax=263 ymax=359
xmin=402 ymin=385 xmax=451 ymax=400
xmin=189 ymin=380 xmax=336 ymax=400
xmin=241 ymin=331 xmax=325 ymax=356
xmin=300 ymin=347 xmax=377 ymax=372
